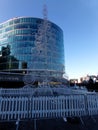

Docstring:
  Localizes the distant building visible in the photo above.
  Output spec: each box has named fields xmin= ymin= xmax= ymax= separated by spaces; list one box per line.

xmin=80 ymin=75 xmax=97 ymax=83
xmin=69 ymin=79 xmax=78 ymax=86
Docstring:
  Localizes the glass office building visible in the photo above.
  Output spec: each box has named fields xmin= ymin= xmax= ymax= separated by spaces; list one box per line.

xmin=0 ymin=17 xmax=65 ymax=78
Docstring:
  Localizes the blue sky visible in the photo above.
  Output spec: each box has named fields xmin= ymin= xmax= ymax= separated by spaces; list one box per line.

xmin=0 ymin=0 xmax=98 ymax=79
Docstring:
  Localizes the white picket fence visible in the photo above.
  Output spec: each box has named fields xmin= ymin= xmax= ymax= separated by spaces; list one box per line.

xmin=0 ymin=90 xmax=98 ymax=120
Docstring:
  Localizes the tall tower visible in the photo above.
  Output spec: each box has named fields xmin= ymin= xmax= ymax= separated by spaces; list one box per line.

xmin=32 ymin=4 xmax=55 ymax=83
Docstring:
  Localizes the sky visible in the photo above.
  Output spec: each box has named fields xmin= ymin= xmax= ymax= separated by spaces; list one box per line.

xmin=0 ymin=0 xmax=98 ymax=79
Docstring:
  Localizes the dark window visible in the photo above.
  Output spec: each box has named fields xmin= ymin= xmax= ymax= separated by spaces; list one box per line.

xmin=22 ymin=62 xmax=27 ymax=69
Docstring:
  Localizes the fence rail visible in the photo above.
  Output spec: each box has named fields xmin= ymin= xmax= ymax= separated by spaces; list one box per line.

xmin=0 ymin=92 xmax=98 ymax=120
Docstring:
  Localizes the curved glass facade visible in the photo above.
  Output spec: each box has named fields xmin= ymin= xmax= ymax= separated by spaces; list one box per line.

xmin=0 ymin=17 xmax=65 ymax=78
